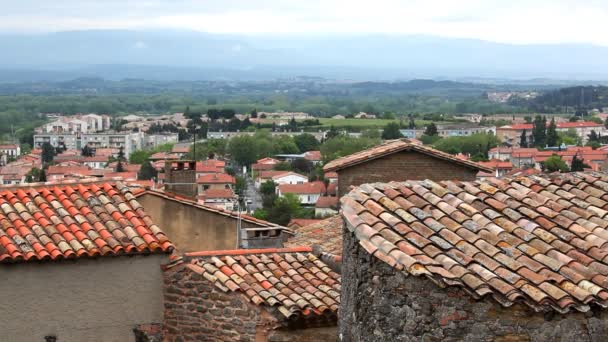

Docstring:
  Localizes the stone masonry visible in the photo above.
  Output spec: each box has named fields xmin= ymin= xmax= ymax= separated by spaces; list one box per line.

xmin=339 ymin=229 xmax=608 ymax=342
xmin=336 ymin=151 xmax=478 ymax=198
xmin=163 ymin=264 xmax=262 ymax=342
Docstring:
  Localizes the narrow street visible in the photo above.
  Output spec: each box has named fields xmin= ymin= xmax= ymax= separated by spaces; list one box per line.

xmin=243 ymin=175 xmax=263 ymax=213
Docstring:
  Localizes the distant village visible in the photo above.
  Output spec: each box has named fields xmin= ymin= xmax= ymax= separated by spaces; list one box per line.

xmin=3 ymin=110 xmax=608 ymax=340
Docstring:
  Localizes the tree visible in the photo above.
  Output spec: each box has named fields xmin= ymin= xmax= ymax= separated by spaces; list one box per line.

xmin=235 ymin=176 xmax=246 ymax=196
xmin=605 ymin=117 xmax=608 ymax=129
xmin=588 ymin=130 xmax=600 ymax=142
xmin=294 ymin=133 xmax=320 ymax=153
xmin=424 ymin=122 xmax=438 ymax=136
xmin=325 ymin=125 xmax=341 ymax=140
xmin=129 ymin=150 xmax=152 ymax=164
xmin=291 ymin=159 xmax=314 ymax=174
xmin=408 ymin=114 xmax=416 ymax=129
xmin=260 ymin=180 xmax=277 ymax=208
xmin=138 ymin=161 xmax=158 ymax=180
xmin=117 ymin=146 xmax=126 ymax=162
xmin=25 ymin=167 xmax=45 ymax=183
xmin=570 ymin=154 xmax=590 ymax=172
xmin=115 ymin=160 xmax=125 ymax=172
xmin=81 ymin=144 xmax=93 ymax=157
xmin=381 ymin=122 xmax=403 ymax=140
xmin=267 ymin=193 xmax=303 ymax=226
xmin=321 ymin=136 xmax=380 ymax=163
xmin=542 ymin=154 xmax=569 ymax=173
xmin=532 ymin=115 xmax=546 ymax=147
xmin=250 ymin=108 xmax=258 ymax=118
xmin=546 ymin=117 xmax=558 ymax=147
xmin=228 ymin=135 xmax=258 ymax=166
xmin=520 ymin=129 xmax=528 ymax=148
xmin=41 ymin=142 xmax=55 ymax=164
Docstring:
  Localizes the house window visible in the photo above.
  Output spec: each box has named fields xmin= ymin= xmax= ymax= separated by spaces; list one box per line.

xmin=204 ymin=185 xmax=210 ymax=190
xmin=307 ymin=195 xmax=311 ymax=202
xmin=225 ymin=184 xmax=230 ymax=189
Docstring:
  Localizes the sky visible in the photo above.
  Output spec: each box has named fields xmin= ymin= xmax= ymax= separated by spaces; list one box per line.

xmin=1 ymin=0 xmax=608 ymax=46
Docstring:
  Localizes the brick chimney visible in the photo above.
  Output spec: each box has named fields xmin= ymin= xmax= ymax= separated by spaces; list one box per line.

xmin=164 ymin=160 xmax=197 ymax=199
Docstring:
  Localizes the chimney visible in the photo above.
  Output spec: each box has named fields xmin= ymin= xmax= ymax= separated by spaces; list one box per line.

xmin=164 ymin=160 xmax=197 ymax=199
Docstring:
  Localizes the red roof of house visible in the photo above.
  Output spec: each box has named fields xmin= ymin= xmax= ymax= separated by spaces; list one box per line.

xmin=477 ymin=159 xmax=514 ymax=170
xmin=197 ymin=173 xmax=235 ymax=184
xmin=341 ymin=172 xmax=608 ymax=313
xmin=288 ymin=218 xmax=323 ymax=228
xmin=315 ymin=196 xmax=339 ymax=208
xmin=0 ymin=182 xmax=173 ymax=262
xmin=181 ymin=247 xmax=340 ymax=319
xmin=285 ymin=216 xmax=343 ymax=255
xmin=200 ymin=188 xmax=236 ymax=199
xmin=278 ymin=181 xmax=325 ymax=195
xmin=304 ymin=150 xmax=322 ymax=161
xmin=47 ymin=165 xmax=92 ymax=175
xmin=149 ymin=152 xmax=180 ymax=160
xmin=323 ymin=139 xmax=493 ymax=173
xmin=258 ymin=170 xmax=291 ymax=179
xmin=0 ymin=144 xmax=18 ymax=149
xmin=252 ymin=163 xmax=275 ymax=171
xmin=256 ymin=157 xmax=279 ymax=164
xmin=171 ymin=145 xmax=190 ymax=154
xmin=324 ymin=172 xmax=338 ymax=178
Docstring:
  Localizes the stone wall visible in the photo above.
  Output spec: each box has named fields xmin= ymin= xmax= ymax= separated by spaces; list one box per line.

xmin=339 ymin=228 xmax=608 ymax=342
xmin=336 ymin=150 xmax=478 ymax=198
xmin=163 ymin=264 xmax=263 ymax=342
xmin=163 ymin=264 xmax=339 ymax=341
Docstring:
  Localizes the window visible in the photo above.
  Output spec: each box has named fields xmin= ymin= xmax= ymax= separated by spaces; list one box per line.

xmin=204 ymin=185 xmax=210 ymax=190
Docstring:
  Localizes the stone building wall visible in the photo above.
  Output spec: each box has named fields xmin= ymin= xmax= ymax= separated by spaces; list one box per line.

xmin=163 ymin=264 xmax=262 ymax=342
xmin=335 ymin=151 xmax=478 ymax=198
xmin=339 ymin=229 xmax=608 ymax=342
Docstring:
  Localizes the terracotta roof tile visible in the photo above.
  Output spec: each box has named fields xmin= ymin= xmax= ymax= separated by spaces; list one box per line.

xmin=183 ymin=247 xmax=340 ymax=320
xmin=285 ymin=216 xmax=343 ymax=255
xmin=197 ymin=173 xmax=235 ymax=184
xmin=0 ymin=181 xmax=173 ymax=263
xmin=323 ymin=139 xmax=493 ymax=173
xmin=341 ymin=172 xmax=608 ymax=313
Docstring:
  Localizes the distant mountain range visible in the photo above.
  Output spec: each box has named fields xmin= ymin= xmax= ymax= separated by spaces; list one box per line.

xmin=1 ymin=30 xmax=608 ymax=82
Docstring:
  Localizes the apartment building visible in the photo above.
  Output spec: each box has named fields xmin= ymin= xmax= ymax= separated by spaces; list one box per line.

xmin=34 ymin=131 xmax=144 ymax=157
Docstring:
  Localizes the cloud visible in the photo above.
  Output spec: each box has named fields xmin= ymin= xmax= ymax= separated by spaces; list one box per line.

xmin=2 ymin=0 xmax=608 ymax=45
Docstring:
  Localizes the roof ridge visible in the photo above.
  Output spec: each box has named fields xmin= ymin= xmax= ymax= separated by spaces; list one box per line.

xmin=185 ymin=246 xmax=312 ymax=257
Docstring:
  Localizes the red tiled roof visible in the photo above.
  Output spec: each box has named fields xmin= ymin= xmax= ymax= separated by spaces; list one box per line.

xmin=477 ymin=159 xmax=513 ymax=170
xmin=252 ymin=163 xmax=275 ymax=171
xmin=288 ymin=219 xmax=322 ymax=228
xmin=323 ymin=139 xmax=493 ymax=173
xmin=279 ymin=181 xmax=326 ymax=195
xmin=182 ymin=247 xmax=341 ymax=319
xmin=0 ymin=182 xmax=173 ymax=263
xmin=256 ymin=157 xmax=279 ymax=164
xmin=197 ymin=173 xmax=235 ymax=184
xmin=304 ymin=150 xmax=322 ymax=161
xmin=47 ymin=165 xmax=92 ymax=175
xmin=285 ymin=216 xmax=343 ymax=255
xmin=0 ymin=144 xmax=18 ymax=149
xmin=258 ymin=170 xmax=290 ymax=179
xmin=315 ymin=196 xmax=339 ymax=208
xmin=499 ymin=121 xmax=603 ymax=130
xmin=200 ymin=188 xmax=236 ymax=199
xmin=327 ymin=183 xmax=337 ymax=196
xmin=171 ymin=145 xmax=190 ymax=154
xmin=149 ymin=152 xmax=180 ymax=160
xmin=341 ymin=172 xmax=608 ymax=313
xmin=324 ymin=172 xmax=338 ymax=179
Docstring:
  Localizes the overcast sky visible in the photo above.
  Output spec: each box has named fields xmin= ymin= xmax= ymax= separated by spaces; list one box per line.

xmin=2 ymin=0 xmax=608 ymax=45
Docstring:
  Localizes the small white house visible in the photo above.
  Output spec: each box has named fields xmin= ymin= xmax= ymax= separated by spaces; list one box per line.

xmin=277 ymin=181 xmax=325 ymax=205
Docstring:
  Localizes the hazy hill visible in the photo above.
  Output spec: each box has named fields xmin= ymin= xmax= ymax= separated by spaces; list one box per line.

xmin=1 ymin=30 xmax=608 ymax=81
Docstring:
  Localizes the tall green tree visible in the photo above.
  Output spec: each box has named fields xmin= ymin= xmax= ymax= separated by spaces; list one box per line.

xmin=570 ymin=154 xmax=590 ymax=172
xmin=267 ymin=193 xmax=304 ymax=226
xmin=532 ymin=115 xmax=547 ymax=147
xmin=542 ymin=154 xmax=569 ymax=173
xmin=250 ymin=108 xmax=258 ymax=118
xmin=294 ymin=133 xmax=320 ymax=153
xmin=424 ymin=122 xmax=438 ymax=136
xmin=138 ymin=161 xmax=158 ymax=180
xmin=260 ymin=180 xmax=277 ymax=208
xmin=41 ymin=142 xmax=55 ymax=164
xmin=546 ymin=117 xmax=558 ymax=147
xmin=408 ymin=114 xmax=416 ymax=129
xmin=228 ymin=135 xmax=258 ymax=166
xmin=381 ymin=122 xmax=403 ymax=140
xmin=520 ymin=129 xmax=528 ymax=148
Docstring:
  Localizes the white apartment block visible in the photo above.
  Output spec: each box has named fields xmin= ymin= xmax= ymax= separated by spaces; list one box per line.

xmin=34 ymin=132 xmax=145 ymax=157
